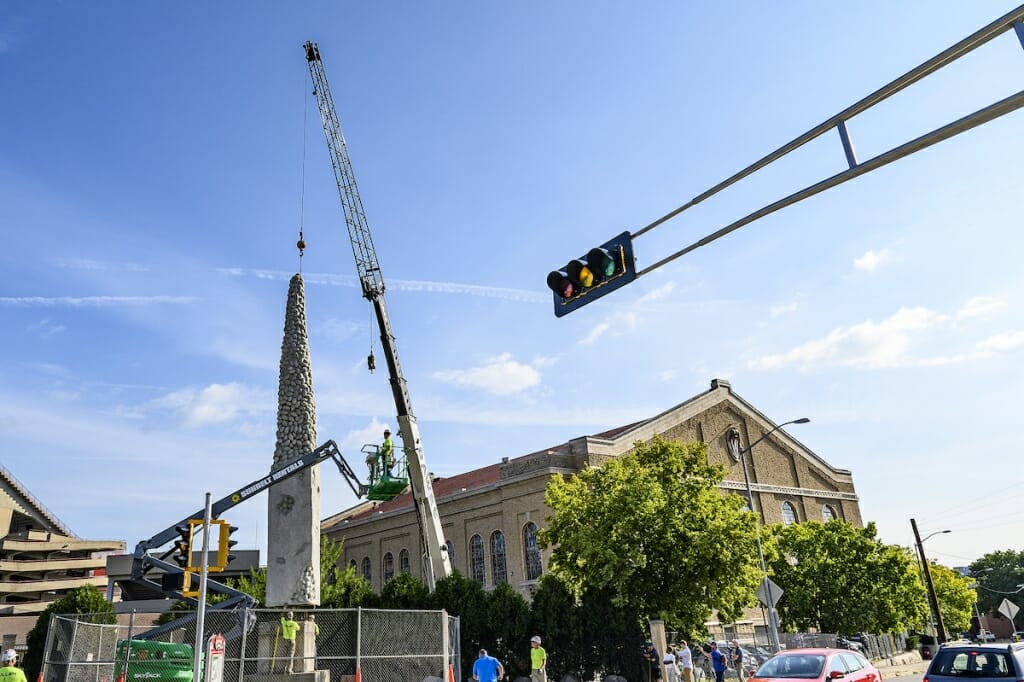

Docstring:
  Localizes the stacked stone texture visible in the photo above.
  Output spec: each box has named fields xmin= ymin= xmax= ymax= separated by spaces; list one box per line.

xmin=266 ymin=273 xmax=321 ymax=607
xmin=274 ymin=273 xmax=317 ymax=465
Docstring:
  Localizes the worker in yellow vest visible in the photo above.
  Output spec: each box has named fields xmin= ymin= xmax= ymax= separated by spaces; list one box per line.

xmin=279 ymin=611 xmax=299 ymax=674
xmin=0 ymin=651 xmax=26 ymax=682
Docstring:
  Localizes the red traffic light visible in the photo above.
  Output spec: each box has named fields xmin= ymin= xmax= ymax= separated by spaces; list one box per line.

xmin=547 ymin=270 xmax=574 ymax=298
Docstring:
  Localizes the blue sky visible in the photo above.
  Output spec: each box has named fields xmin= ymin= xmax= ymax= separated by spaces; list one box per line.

xmin=2 ymin=1 xmax=1023 ymax=571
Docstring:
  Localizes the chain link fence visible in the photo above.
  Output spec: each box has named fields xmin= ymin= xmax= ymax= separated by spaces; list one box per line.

xmin=40 ymin=608 xmax=460 ymax=682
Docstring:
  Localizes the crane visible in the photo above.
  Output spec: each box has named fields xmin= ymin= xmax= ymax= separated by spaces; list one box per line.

xmin=304 ymin=41 xmax=452 ymax=590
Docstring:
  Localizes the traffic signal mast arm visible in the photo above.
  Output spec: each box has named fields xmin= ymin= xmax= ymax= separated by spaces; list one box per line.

xmin=304 ymin=41 xmax=452 ymax=589
xmin=550 ymin=6 xmax=1024 ymax=316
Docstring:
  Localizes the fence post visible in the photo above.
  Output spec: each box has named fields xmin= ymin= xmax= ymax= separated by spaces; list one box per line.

xmin=39 ymin=613 xmax=59 ymax=682
xmin=237 ymin=609 xmax=249 ymax=682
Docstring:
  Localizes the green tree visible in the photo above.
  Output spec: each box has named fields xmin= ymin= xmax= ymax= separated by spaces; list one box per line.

xmin=24 ymin=585 xmax=115 ymax=682
xmin=969 ymin=550 xmax=1024 ymax=617
xmin=530 ymin=574 xmax=584 ymax=680
xmin=767 ymin=520 xmax=927 ymax=633
xmin=380 ymin=572 xmax=430 ymax=609
xmin=541 ymin=438 xmax=762 ymax=630
xmin=429 ymin=571 xmax=488 ymax=676
xmin=929 ymin=561 xmax=975 ymax=636
xmin=485 ymin=584 xmax=530 ymax=676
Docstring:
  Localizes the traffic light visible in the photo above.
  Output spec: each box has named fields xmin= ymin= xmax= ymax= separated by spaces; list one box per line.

xmin=171 ymin=524 xmax=194 ymax=569
xmin=180 ymin=571 xmax=200 ymax=598
xmin=546 ymin=231 xmax=638 ymax=317
xmin=215 ymin=521 xmax=239 ymax=570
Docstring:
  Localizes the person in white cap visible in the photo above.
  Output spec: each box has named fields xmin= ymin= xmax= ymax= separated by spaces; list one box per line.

xmin=529 ymin=636 xmax=547 ymax=682
xmin=0 ymin=650 xmax=26 ymax=682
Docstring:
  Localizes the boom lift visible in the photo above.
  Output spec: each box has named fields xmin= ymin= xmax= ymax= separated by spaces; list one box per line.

xmin=125 ymin=440 xmax=365 ymax=610
xmin=304 ymin=41 xmax=453 ymax=590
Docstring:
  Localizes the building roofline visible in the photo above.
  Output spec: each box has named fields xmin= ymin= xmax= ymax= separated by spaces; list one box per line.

xmin=0 ymin=463 xmax=75 ymax=537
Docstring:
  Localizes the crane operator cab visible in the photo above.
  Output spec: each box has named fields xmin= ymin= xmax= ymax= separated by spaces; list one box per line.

xmin=362 ymin=442 xmax=408 ymax=501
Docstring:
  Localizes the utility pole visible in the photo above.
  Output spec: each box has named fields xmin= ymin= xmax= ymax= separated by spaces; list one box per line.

xmin=912 ymin=518 xmax=947 ymax=643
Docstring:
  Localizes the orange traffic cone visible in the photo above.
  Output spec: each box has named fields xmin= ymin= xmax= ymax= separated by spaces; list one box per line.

xmin=36 ymin=671 xmax=43 ymax=682
xmin=355 ymin=668 xmax=361 ymax=682
xmin=447 ymin=664 xmax=455 ymax=682
xmin=117 ymin=671 xmax=125 ymax=682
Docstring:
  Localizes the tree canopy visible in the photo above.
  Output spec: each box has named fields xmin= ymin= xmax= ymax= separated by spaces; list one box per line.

xmin=24 ymin=585 xmax=115 ymax=682
xmin=767 ymin=520 xmax=927 ymax=633
xmin=969 ymin=550 xmax=1024 ymax=617
xmin=541 ymin=437 xmax=762 ymax=629
xmin=928 ymin=561 xmax=975 ymax=636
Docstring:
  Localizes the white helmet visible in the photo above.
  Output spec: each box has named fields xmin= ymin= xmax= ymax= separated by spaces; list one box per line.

xmin=2 ymin=650 xmax=16 ymax=663
xmin=531 ymin=635 xmax=542 ymax=644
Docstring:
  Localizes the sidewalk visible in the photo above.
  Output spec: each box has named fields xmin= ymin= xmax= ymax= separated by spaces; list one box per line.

xmin=873 ymin=651 xmax=929 ymax=678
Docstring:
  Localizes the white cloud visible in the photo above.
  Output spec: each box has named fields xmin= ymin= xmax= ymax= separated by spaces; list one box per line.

xmin=0 ymin=296 xmax=199 ymax=307
xmin=976 ymin=331 xmax=1024 ymax=352
xmin=28 ymin=319 xmax=65 ymax=337
xmin=770 ymin=302 xmax=798 ymax=317
xmin=956 ymin=296 xmax=1005 ymax=320
xmin=635 ymin=282 xmax=675 ymax=305
xmin=147 ymin=382 xmax=273 ymax=428
xmin=748 ymin=305 xmax=958 ymax=371
xmin=853 ymin=248 xmax=891 ymax=272
xmin=579 ymin=321 xmax=612 ymax=346
xmin=432 ymin=353 xmax=546 ymax=395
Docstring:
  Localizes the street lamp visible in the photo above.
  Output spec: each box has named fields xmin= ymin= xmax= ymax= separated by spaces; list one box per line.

xmin=726 ymin=417 xmax=810 ymax=654
xmin=911 ymin=521 xmax=950 ymax=643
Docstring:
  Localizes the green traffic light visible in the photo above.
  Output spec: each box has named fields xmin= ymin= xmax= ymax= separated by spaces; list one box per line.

xmin=587 ymin=247 xmax=616 ymax=279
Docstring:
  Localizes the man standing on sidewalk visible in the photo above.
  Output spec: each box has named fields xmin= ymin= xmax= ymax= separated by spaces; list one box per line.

xmin=530 ymin=636 xmax=547 ymax=682
xmin=710 ymin=642 xmax=727 ymax=682
xmin=472 ymin=649 xmax=505 ymax=682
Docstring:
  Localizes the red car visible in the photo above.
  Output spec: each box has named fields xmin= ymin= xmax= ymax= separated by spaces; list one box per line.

xmin=750 ymin=648 xmax=882 ymax=682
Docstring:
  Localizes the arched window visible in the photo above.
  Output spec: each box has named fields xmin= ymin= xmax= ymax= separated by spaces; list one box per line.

xmin=445 ymin=540 xmax=455 ymax=569
xmin=348 ymin=559 xmax=357 ymax=571
xmin=360 ymin=556 xmax=372 ymax=581
xmin=470 ymin=535 xmax=486 ymax=585
xmin=523 ymin=522 xmax=543 ymax=580
xmin=490 ymin=531 xmax=508 ymax=586
xmin=399 ymin=548 xmax=410 ymax=574
xmin=782 ymin=501 xmax=798 ymax=526
xmin=383 ymin=552 xmax=394 ymax=583
xmin=822 ymin=504 xmax=836 ymax=521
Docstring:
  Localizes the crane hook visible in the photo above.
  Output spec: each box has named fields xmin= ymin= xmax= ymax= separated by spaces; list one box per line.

xmin=367 ymin=351 xmax=376 ymax=373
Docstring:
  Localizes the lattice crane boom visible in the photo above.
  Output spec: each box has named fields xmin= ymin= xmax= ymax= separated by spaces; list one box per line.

xmin=304 ymin=41 xmax=452 ymax=590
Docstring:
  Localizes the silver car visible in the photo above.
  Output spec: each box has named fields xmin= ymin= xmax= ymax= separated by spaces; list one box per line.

xmin=925 ymin=643 xmax=1024 ymax=682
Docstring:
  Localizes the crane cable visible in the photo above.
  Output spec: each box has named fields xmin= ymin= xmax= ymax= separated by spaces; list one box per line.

xmin=296 ymin=71 xmax=308 ymax=271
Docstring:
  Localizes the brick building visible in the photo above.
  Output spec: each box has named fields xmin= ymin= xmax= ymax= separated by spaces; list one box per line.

xmin=322 ymin=378 xmax=862 ymax=598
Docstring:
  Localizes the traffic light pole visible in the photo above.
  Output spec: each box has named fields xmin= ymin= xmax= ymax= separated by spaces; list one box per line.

xmin=193 ymin=493 xmax=212 ymax=678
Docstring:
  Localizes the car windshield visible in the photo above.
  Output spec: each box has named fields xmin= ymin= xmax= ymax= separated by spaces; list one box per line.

xmin=756 ymin=654 xmax=826 ymax=679
xmin=930 ymin=650 xmax=1013 ymax=677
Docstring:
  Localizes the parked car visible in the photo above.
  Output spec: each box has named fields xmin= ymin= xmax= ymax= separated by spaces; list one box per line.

xmin=836 ymin=637 xmax=865 ymax=653
xmin=925 ymin=642 xmax=1024 ymax=682
xmin=750 ymin=648 xmax=881 ymax=682
xmin=974 ymin=630 xmax=997 ymax=643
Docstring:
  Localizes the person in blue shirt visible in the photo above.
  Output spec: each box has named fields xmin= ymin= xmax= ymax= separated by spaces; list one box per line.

xmin=710 ymin=642 xmax=727 ymax=682
xmin=472 ymin=649 xmax=504 ymax=682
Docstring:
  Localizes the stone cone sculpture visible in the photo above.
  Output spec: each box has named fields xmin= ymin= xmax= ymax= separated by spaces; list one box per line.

xmin=266 ymin=273 xmax=321 ymax=607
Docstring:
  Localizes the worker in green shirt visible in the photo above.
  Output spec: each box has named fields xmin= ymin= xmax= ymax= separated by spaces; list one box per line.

xmin=380 ymin=428 xmax=395 ymax=476
xmin=0 ymin=650 xmax=26 ymax=682
xmin=529 ymin=636 xmax=547 ymax=682
xmin=279 ymin=611 xmax=299 ymax=674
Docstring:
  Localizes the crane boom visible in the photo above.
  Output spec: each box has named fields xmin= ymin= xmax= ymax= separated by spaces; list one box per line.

xmin=304 ymin=41 xmax=452 ymax=589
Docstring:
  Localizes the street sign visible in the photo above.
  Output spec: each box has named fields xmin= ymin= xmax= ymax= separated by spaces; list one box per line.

xmin=204 ymin=634 xmax=225 ymax=682
xmin=999 ymin=598 xmax=1020 ymax=621
xmin=756 ymin=577 xmax=784 ymax=608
